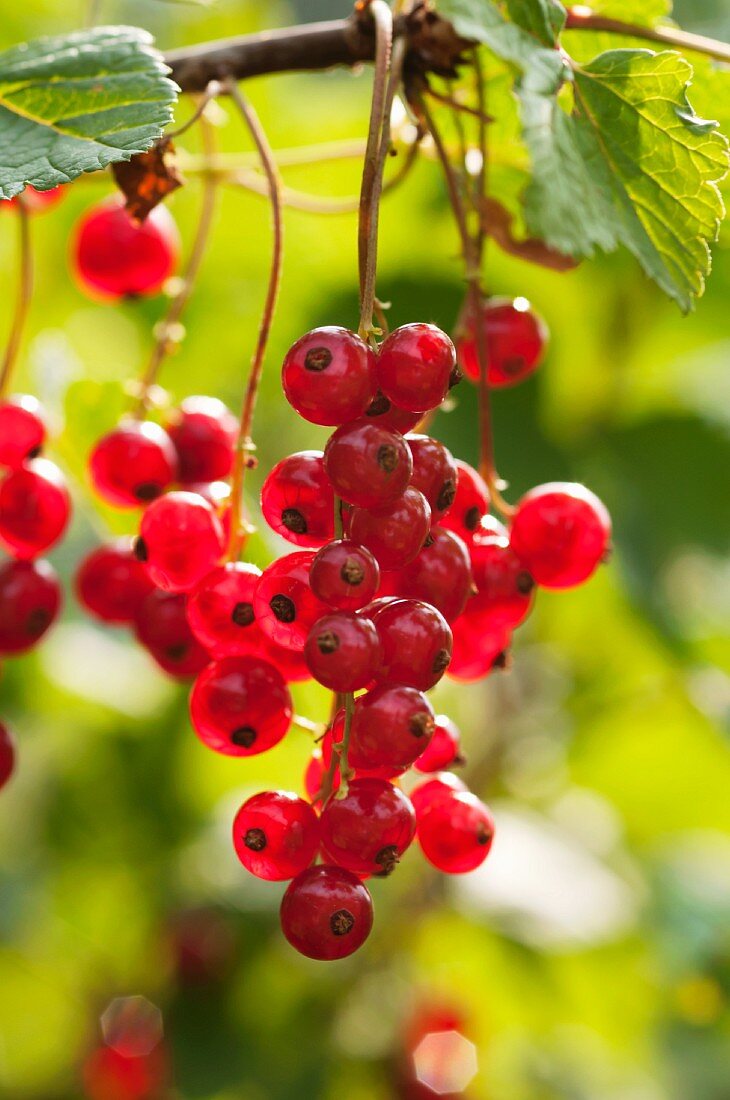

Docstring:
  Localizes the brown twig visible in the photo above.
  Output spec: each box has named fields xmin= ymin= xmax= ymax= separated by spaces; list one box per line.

xmin=564 ymin=6 xmax=730 ymax=63
xmin=0 ymin=201 xmax=33 ymax=398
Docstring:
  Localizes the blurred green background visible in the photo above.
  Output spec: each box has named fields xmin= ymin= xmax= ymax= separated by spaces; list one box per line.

xmin=1 ymin=1 xmax=730 ymax=1097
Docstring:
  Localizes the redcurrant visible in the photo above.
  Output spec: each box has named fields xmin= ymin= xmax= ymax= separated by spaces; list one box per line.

xmin=395 ymin=526 xmax=472 ymax=623
xmin=469 ymin=534 xmax=534 ymax=628
xmin=0 ymin=395 xmax=46 ymax=467
xmin=365 ymin=391 xmax=421 ymax=433
xmin=282 ymin=326 xmax=376 ymax=426
xmin=376 ymin=323 xmax=456 ymax=412
xmin=0 ymin=458 xmax=70 ymax=558
xmin=414 ymin=715 xmax=463 ymax=774
xmin=320 ymin=778 xmax=416 ymax=877
xmin=4 ymin=185 xmax=64 ymax=213
xmin=75 ymin=539 xmax=155 ymax=625
xmin=89 ymin=420 xmax=178 ymax=508
xmin=309 ymin=539 xmax=380 ymax=611
xmin=253 ymin=551 xmax=328 ymax=650
xmin=232 ymin=791 xmax=320 ymax=880
xmin=456 ymin=296 xmax=548 ymax=386
xmin=190 ymin=655 xmax=292 ymax=756
xmin=410 ymin=772 xmax=467 ymax=818
xmin=509 ymin=482 xmax=611 ymax=588
xmin=136 ymin=491 xmax=224 ymax=592
xmin=186 ymin=562 xmax=262 ymax=657
xmin=134 ymin=589 xmax=211 ymax=679
xmin=406 ymin=435 xmax=457 ymax=522
xmin=167 ymin=395 xmax=238 ymax=483
xmin=280 ymin=864 xmax=373 ymax=960
xmin=304 ymin=611 xmax=381 ymax=692
xmin=440 ymin=460 xmax=490 ymax=545
xmin=417 ymin=791 xmax=495 ymax=873
xmin=73 ymin=197 xmax=179 ymax=300
xmin=261 ymin=451 xmax=334 ymax=547
xmin=349 ymin=487 xmax=431 ymax=570
xmin=334 ymin=683 xmax=435 ymax=771
xmin=0 ymin=558 xmax=61 ymax=654
xmin=324 ymin=420 xmax=412 ymax=509
xmin=370 ymin=598 xmax=452 ymax=690
xmin=447 ymin=610 xmax=510 ymax=683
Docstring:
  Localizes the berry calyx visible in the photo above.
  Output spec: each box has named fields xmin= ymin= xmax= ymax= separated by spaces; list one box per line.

xmin=75 ymin=539 xmax=155 ymax=625
xmin=414 ymin=715 xmax=463 ymax=774
xmin=232 ymin=791 xmax=320 ymax=881
xmin=0 ymin=722 xmax=16 ymax=791
xmin=73 ymin=197 xmax=179 ymax=300
xmin=509 ymin=482 xmax=611 ymax=589
xmin=261 ymin=451 xmax=335 ymax=548
xmin=323 ymin=419 xmax=412 ymax=510
xmin=166 ymin=395 xmax=238 ymax=484
xmin=280 ymin=864 xmax=373 ymax=960
xmin=134 ymin=590 xmax=211 ymax=679
xmin=253 ymin=551 xmax=328 ymax=650
xmin=190 ymin=655 xmax=292 ymax=756
xmin=304 ymin=611 xmax=381 ymax=692
xmin=376 ymin=323 xmax=456 ymax=413
xmin=417 ymin=791 xmax=495 ymax=873
xmin=0 ymin=458 xmax=70 ymax=558
xmin=320 ymin=778 xmax=416 ymax=877
xmin=406 ymin=434 xmax=457 ymax=522
xmin=0 ymin=558 xmax=62 ymax=654
xmin=456 ymin=296 xmax=548 ymax=386
xmin=0 ymin=395 xmax=46 ymax=468
xmin=349 ymin=486 xmax=431 ymax=570
xmin=370 ymin=598 xmax=452 ymax=690
xmin=282 ymin=326 xmax=377 ymax=426
xmin=89 ymin=420 xmax=178 ymax=509
xmin=136 ymin=491 xmax=225 ymax=592
xmin=186 ymin=562 xmax=262 ymax=657
xmin=440 ymin=460 xmax=490 ymax=545
xmin=365 ymin=391 xmax=421 ymax=433
xmin=309 ymin=539 xmax=380 ymax=612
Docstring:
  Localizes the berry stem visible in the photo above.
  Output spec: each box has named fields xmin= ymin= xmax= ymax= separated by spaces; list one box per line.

xmin=134 ymin=100 xmax=220 ymax=416
xmin=564 ymin=6 xmax=730 ymax=63
xmin=165 ymin=80 xmax=222 ymax=141
xmin=0 ymin=200 xmax=33 ymax=400
xmin=291 ymin=714 xmax=324 ymax=736
xmin=225 ymin=79 xmax=284 ymax=561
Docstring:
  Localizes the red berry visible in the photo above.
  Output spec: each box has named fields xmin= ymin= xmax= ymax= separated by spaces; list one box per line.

xmin=417 ymin=791 xmax=495 ymax=873
xmin=321 ymin=715 xmax=404 ymax=782
xmin=232 ymin=790 xmax=320 ymax=881
xmin=364 ymin=391 xmax=422 ymax=433
xmin=469 ymin=534 xmax=534 ymax=628
xmin=0 ymin=722 xmax=15 ymax=790
xmin=309 ymin=539 xmax=380 ymax=612
xmin=395 ymin=527 xmax=473 ymax=623
xmin=376 ymin=323 xmax=456 ymax=413
xmin=304 ymin=611 xmax=381 ymax=692
xmin=82 ymin=1044 xmax=168 ymax=1100
xmin=89 ymin=420 xmax=178 ymax=508
xmin=410 ymin=772 xmax=468 ymax=817
xmin=303 ymin=749 xmax=340 ymax=801
xmin=440 ymin=460 xmax=490 ymax=545
xmin=261 ymin=637 xmax=312 ymax=683
xmin=456 ymin=296 xmax=548 ymax=386
xmin=406 ymin=435 xmax=457 ymax=522
xmin=261 ymin=451 xmax=335 ymax=548
xmin=332 ymin=684 xmax=435 ymax=772
xmin=134 ymin=589 xmax=210 ymax=679
xmin=190 ymin=655 xmax=292 ymax=756
xmin=73 ymin=197 xmax=179 ymax=300
xmin=478 ymin=514 xmax=508 ymax=539
xmin=324 ymin=420 xmax=412 ymax=510
xmin=0 ymin=558 xmax=61 ymax=653
xmin=414 ymin=715 xmax=463 ymax=774
xmin=320 ymin=778 xmax=416 ymax=877
xmin=370 ymin=598 xmax=452 ymax=690
xmin=280 ymin=864 xmax=373 ymax=960
xmin=349 ymin=487 xmax=431 ymax=570
xmin=4 ymin=185 xmax=64 ymax=213
xmin=186 ymin=562 xmax=262 ymax=657
xmin=447 ymin=610 xmax=510 ymax=683
xmin=282 ymin=326 xmax=377 ymax=426
xmin=0 ymin=458 xmax=70 ymax=558
xmin=253 ymin=551 xmax=328 ymax=650
xmin=510 ymin=482 xmax=611 ymax=589
xmin=167 ymin=396 xmax=238 ymax=483
xmin=136 ymin=491 xmax=224 ymax=592
xmin=0 ymin=395 xmax=46 ymax=467
xmin=75 ymin=539 xmax=155 ymax=625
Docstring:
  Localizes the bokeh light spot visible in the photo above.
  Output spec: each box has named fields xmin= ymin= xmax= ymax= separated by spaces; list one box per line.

xmin=412 ymin=1029 xmax=478 ymax=1095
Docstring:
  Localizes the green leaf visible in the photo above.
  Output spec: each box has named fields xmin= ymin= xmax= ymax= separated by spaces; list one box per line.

xmin=505 ymin=0 xmax=566 ymax=45
xmin=0 ymin=26 xmax=179 ymax=201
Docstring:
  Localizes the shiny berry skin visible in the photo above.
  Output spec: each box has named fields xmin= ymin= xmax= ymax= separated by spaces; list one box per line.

xmin=167 ymin=396 xmax=238 ymax=483
xmin=448 ymin=611 xmax=510 ymax=683
xmin=89 ymin=420 xmax=178 ymax=508
xmin=304 ymin=749 xmax=340 ymax=801
xmin=282 ymin=326 xmax=377 ymax=426
xmin=349 ymin=487 xmax=431 ymax=570
xmin=365 ymin=391 xmax=421 ymax=433
xmin=410 ymin=772 xmax=468 ymax=817
xmin=456 ymin=296 xmax=548 ymax=386
xmin=261 ymin=451 xmax=334 ymax=548
xmin=417 ymin=791 xmax=495 ymax=873
xmin=304 ymin=611 xmax=381 ymax=692
xmin=478 ymin=514 xmax=508 ymax=539
xmin=136 ymin=491 xmax=224 ymax=593
xmin=134 ymin=589 xmax=210 ymax=679
xmin=0 ymin=458 xmax=70 ymax=558
xmin=253 ymin=551 xmax=328 ymax=651
xmin=190 ymin=655 xmax=292 ymax=756
xmin=262 ymin=637 xmax=312 ymax=683
xmin=376 ymin=323 xmax=456 ymax=413
xmin=440 ymin=460 xmax=490 ymax=545
xmin=395 ymin=527 xmax=472 ymax=623
xmin=322 ymin=715 xmax=404 ymax=782
xmin=0 ymin=722 xmax=15 ymax=790
xmin=509 ymin=482 xmax=611 ymax=589
xmin=73 ymin=197 xmax=179 ymax=300
xmin=4 ymin=185 xmax=64 ymax=213
xmin=469 ymin=534 xmax=534 ymax=628
xmin=370 ymin=597 xmax=452 ymax=690
xmin=0 ymin=558 xmax=61 ymax=654
xmin=414 ymin=715 xmax=463 ymax=774
xmin=186 ymin=562 xmax=262 ymax=657
xmin=280 ymin=864 xmax=373 ymax=961
xmin=406 ymin=435 xmax=457 ymax=522
xmin=320 ymin=778 xmax=416 ymax=877
xmin=75 ymin=539 xmax=155 ymax=625
xmin=233 ymin=791 xmax=320 ymax=881
xmin=336 ymin=683 xmax=435 ymax=772
xmin=0 ymin=395 xmax=46 ymax=467
xmin=324 ymin=420 xmax=412 ymax=510
xmin=309 ymin=539 xmax=380 ymax=612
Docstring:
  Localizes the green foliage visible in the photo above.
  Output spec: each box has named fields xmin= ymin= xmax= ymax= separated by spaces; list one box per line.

xmin=0 ymin=26 xmax=178 ymax=200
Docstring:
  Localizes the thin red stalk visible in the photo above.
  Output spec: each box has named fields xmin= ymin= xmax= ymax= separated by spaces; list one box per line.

xmin=0 ymin=201 xmax=33 ymax=399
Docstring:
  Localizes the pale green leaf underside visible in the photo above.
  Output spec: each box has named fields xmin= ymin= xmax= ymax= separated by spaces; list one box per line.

xmin=0 ymin=26 xmax=179 ymax=200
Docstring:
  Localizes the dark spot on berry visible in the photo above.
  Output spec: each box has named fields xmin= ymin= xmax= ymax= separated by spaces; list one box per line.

xmin=503 ymin=356 xmax=526 ymax=376
xmin=270 ymin=594 xmax=296 ymax=623
xmin=165 ymin=643 xmax=188 ymax=661
xmin=376 ymin=444 xmax=398 ymax=474
xmin=340 ymin=557 xmax=364 ymax=586
xmin=330 ymin=908 xmax=355 ymax=937
xmin=492 ymin=650 xmax=509 ymax=670
xmin=317 ymin=630 xmax=339 ymax=655
xmin=282 ymin=508 xmax=307 ymax=534
xmin=448 ymin=365 xmax=463 ymax=389
xmin=304 ymin=346 xmax=332 ymax=372
xmin=26 ymin=445 xmax=42 ymax=460
xmin=134 ymin=481 xmax=162 ymax=502
xmin=409 ymin=712 xmax=435 ymax=739
xmin=436 ymin=478 xmax=456 ymax=512
xmin=231 ymin=726 xmax=257 ymax=748
xmin=464 ymin=506 xmax=481 ymax=531
xmin=516 ymin=570 xmax=535 ymax=595
xmin=244 ymin=827 xmax=267 ymax=851
xmin=26 ymin=607 xmax=51 ymax=638
xmin=231 ymin=601 xmax=255 ymax=627
xmin=366 ymin=392 xmax=391 ymax=417
xmin=133 ymin=537 xmax=148 ymax=562
xmin=476 ymin=822 xmax=493 ymax=846
xmin=432 ymin=648 xmax=450 ymax=675
xmin=423 ymin=532 xmax=435 ymax=549
xmin=374 ymin=844 xmax=399 ymax=876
